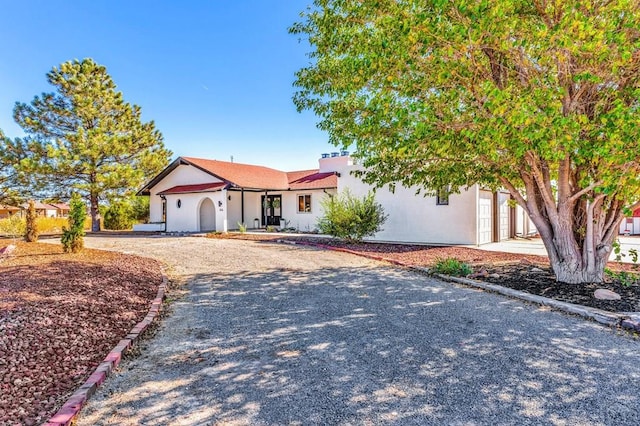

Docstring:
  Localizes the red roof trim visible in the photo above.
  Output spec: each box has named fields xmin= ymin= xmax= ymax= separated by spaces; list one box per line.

xmin=157 ymin=182 xmax=227 ymax=195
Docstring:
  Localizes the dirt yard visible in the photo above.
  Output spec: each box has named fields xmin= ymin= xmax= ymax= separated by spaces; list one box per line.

xmin=0 ymin=242 xmax=162 ymax=426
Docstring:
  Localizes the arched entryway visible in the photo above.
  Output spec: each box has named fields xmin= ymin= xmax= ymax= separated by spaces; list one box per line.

xmin=199 ymin=198 xmax=216 ymax=231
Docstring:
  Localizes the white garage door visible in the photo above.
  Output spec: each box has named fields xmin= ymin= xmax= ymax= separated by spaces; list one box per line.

xmin=499 ymin=193 xmax=510 ymax=241
xmin=478 ymin=191 xmax=493 ymax=245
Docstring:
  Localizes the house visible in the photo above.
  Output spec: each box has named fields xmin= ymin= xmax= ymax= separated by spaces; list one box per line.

xmin=19 ymin=201 xmax=59 ymax=218
xmin=619 ymin=208 xmax=640 ymax=235
xmin=137 ymin=156 xmax=338 ymax=233
xmin=137 ymin=153 xmax=526 ymax=245
xmin=0 ymin=205 xmax=20 ymax=219
xmin=0 ymin=202 xmax=71 ymax=219
xmin=48 ymin=203 xmax=70 ymax=218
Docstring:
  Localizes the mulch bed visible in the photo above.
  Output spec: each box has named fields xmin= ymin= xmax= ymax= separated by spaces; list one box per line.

xmin=302 ymin=237 xmax=640 ymax=313
xmin=0 ymin=242 xmax=162 ymax=426
xmin=209 ymin=233 xmax=640 ymax=314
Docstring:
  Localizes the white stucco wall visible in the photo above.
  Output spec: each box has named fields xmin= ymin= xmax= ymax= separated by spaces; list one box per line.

xmin=319 ymin=155 xmax=352 ymax=173
xmin=336 ymin=165 xmax=479 ymax=245
xmin=280 ymin=189 xmax=335 ymax=232
xmin=148 ymin=164 xmax=222 ymax=224
xmin=162 ymin=191 xmax=227 ymax=232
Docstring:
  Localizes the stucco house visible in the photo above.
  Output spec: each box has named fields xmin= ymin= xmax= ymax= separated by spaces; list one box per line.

xmin=137 ymin=156 xmax=338 ymax=233
xmin=137 ymin=153 xmax=531 ymax=245
xmin=0 ymin=204 xmax=20 ymax=219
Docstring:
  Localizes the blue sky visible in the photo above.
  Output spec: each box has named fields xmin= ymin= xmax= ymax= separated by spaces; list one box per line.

xmin=0 ymin=1 xmax=335 ymax=171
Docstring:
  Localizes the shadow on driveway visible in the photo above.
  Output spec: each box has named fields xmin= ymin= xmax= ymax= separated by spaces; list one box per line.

xmin=79 ymin=262 xmax=640 ymax=425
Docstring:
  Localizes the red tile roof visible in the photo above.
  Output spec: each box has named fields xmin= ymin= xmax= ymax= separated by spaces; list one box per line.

xmin=49 ymin=203 xmax=70 ymax=210
xmin=21 ymin=201 xmax=55 ymax=210
xmin=183 ymin=157 xmax=337 ymax=191
xmin=0 ymin=204 xmax=20 ymax=211
xmin=139 ymin=157 xmax=339 ymax=195
xmin=184 ymin=157 xmax=290 ymax=189
xmin=288 ymin=171 xmax=338 ymax=190
xmin=157 ymin=182 xmax=227 ymax=195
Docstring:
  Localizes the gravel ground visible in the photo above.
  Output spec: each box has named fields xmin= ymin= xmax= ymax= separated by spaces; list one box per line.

xmin=75 ymin=235 xmax=640 ymax=425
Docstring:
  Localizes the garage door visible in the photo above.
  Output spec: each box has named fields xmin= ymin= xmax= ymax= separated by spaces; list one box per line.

xmin=478 ymin=191 xmax=493 ymax=245
xmin=498 ymin=193 xmax=510 ymax=241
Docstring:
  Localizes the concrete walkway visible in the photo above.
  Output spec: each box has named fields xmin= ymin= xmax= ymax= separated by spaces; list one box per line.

xmin=476 ymin=236 xmax=640 ymax=262
xmin=75 ymin=235 xmax=640 ymax=425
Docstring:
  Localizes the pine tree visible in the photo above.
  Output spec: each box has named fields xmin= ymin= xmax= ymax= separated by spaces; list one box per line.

xmin=12 ymin=58 xmax=172 ymax=232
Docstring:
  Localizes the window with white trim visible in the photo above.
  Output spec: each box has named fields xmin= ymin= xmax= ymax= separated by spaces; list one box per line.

xmin=298 ymin=194 xmax=312 ymax=213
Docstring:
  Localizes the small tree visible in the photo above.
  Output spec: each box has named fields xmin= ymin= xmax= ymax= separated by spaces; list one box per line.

xmin=318 ymin=190 xmax=387 ymax=242
xmin=24 ymin=200 xmax=38 ymax=242
xmin=61 ymin=194 xmax=86 ymax=253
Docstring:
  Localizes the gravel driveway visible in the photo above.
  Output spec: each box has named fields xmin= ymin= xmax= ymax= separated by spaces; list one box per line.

xmin=75 ymin=235 xmax=640 ymax=425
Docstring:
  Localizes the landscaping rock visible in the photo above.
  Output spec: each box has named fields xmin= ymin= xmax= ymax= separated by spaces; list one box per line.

xmin=489 ymin=273 xmax=500 ymax=279
xmin=594 ymin=289 xmax=622 ymax=301
xmin=469 ymin=269 xmax=489 ymax=279
xmin=530 ymin=267 xmax=544 ymax=273
xmin=0 ymin=244 xmax=16 ymax=261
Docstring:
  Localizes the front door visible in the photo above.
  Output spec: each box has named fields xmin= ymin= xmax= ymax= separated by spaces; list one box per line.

xmin=261 ymin=195 xmax=281 ymax=226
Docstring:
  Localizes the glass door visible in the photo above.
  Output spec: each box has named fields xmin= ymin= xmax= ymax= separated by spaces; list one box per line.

xmin=261 ymin=195 xmax=281 ymax=226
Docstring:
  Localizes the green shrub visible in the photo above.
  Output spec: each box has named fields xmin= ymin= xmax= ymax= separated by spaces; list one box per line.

xmin=25 ymin=200 xmax=39 ymax=242
xmin=431 ymin=258 xmax=473 ymax=277
xmin=61 ymin=193 xmax=86 ymax=253
xmin=130 ymin=196 xmax=150 ymax=223
xmin=317 ymin=189 xmax=387 ymax=242
xmin=604 ymin=268 xmax=639 ymax=287
xmin=103 ymin=201 xmax=134 ymax=230
xmin=237 ymin=222 xmax=247 ymax=233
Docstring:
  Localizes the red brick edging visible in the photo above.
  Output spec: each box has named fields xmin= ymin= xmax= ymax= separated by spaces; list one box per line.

xmin=277 ymin=239 xmax=640 ymax=334
xmin=43 ymin=272 xmax=169 ymax=426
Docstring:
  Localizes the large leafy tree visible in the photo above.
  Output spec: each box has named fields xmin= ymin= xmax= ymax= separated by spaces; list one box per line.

xmin=11 ymin=58 xmax=172 ymax=231
xmin=292 ymin=0 xmax=640 ymax=284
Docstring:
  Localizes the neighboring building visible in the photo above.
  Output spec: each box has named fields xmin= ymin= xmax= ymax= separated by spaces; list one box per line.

xmin=0 ymin=204 xmax=21 ymax=219
xmin=20 ymin=201 xmax=58 ymax=218
xmin=619 ymin=208 xmax=640 ymax=235
xmin=137 ymin=153 xmax=530 ymax=245
xmin=48 ymin=203 xmax=71 ymax=218
xmin=1 ymin=201 xmax=71 ymax=219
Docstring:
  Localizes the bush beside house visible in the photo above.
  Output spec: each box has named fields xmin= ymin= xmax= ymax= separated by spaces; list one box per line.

xmin=318 ymin=190 xmax=387 ymax=242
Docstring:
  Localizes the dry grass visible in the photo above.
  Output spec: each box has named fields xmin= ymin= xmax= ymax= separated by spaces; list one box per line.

xmin=0 ymin=216 xmax=92 ymax=237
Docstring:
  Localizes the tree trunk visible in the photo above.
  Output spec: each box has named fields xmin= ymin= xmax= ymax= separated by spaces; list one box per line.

xmin=90 ymin=193 xmax=100 ymax=232
xmin=504 ymin=173 xmax=622 ymax=285
xmin=530 ymin=205 xmax=618 ymax=284
xmin=552 ymin=258 xmax=607 ymax=284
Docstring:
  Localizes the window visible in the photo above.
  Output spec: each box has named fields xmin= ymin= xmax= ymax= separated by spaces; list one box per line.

xmin=436 ymin=187 xmax=450 ymax=205
xmin=298 ymin=194 xmax=312 ymax=213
